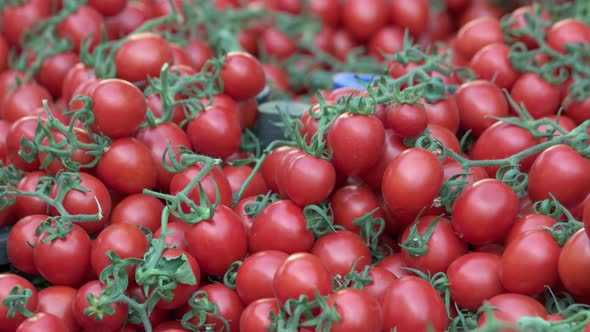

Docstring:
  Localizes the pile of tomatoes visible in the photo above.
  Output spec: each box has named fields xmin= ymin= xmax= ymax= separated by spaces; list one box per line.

xmin=2 ymin=0 xmax=590 ymax=331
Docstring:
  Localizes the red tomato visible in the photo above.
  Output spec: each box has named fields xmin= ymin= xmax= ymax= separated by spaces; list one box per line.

xmin=154 ymin=220 xmax=190 ymax=250
xmin=547 ymin=19 xmax=590 ymax=54
xmin=273 ymin=252 xmax=333 ymax=304
xmin=154 ymin=248 xmax=201 ymax=310
xmin=220 ymin=52 xmax=266 ymax=101
xmin=455 ymin=80 xmax=508 ymax=136
xmin=423 ymin=94 xmax=460 ymax=134
xmin=275 ymin=149 xmax=307 ymax=198
xmin=88 ymin=79 xmax=147 ymax=139
xmin=360 ymin=130 xmax=407 ymax=191
xmin=363 ymin=266 xmax=398 ymax=301
xmin=187 ymin=205 xmax=248 ymax=276
xmin=470 ymin=43 xmax=519 ymax=90
xmin=61 ymin=63 xmax=96 ymax=102
xmin=223 ymin=165 xmax=269 ymax=199
xmin=105 ymin=1 xmax=154 ymax=39
xmin=326 ymin=288 xmax=383 ymax=332
xmin=382 ymin=148 xmax=443 ymax=211
xmin=559 ymin=229 xmax=590 ymax=297
xmin=13 ymin=171 xmax=49 ymax=218
xmin=311 ymin=230 xmax=372 ymax=277
xmin=331 ymin=29 xmax=360 ymax=61
xmin=327 ymin=113 xmax=385 ymax=176
xmin=260 ymin=28 xmax=297 ymax=61
xmin=1 ymin=0 xmax=51 ymax=46
xmin=15 ymin=312 xmax=67 ymax=332
xmin=329 ymin=185 xmax=386 ymax=233
xmin=248 ymin=200 xmax=315 ymax=254
xmin=508 ymin=6 xmax=551 ymax=49
xmin=447 ymin=252 xmax=504 ymax=312
xmin=239 ymin=298 xmax=280 ymax=332
xmin=186 ymin=105 xmax=242 ymax=158
xmin=386 ymin=103 xmax=428 ymax=138
xmin=236 ymin=250 xmax=289 ymax=305
xmin=184 ymin=284 xmax=243 ymax=332
xmin=510 ymin=73 xmax=561 ymax=119
xmin=88 ymin=0 xmax=127 ymax=16
xmin=169 ymin=163 xmax=234 ymax=208
xmin=478 ymin=293 xmax=547 ymax=327
xmin=400 ymin=215 xmax=467 ymax=274
xmin=90 ymin=223 xmax=148 ymax=278
xmin=0 ymin=36 xmax=6 ymax=73
xmin=56 ymin=5 xmax=105 ymax=53
xmin=505 ymin=214 xmax=557 ymax=246
xmin=114 ymin=33 xmax=174 ymax=83
xmin=7 ymin=215 xmax=47 ymax=275
xmin=341 ymin=0 xmax=388 ymax=42
xmin=451 ymin=179 xmax=519 ymax=245
xmin=154 ymin=321 xmax=189 ymax=332
xmin=454 ymin=17 xmax=504 ymax=60
xmin=500 ymin=229 xmax=560 ymax=295
xmin=0 ymin=274 xmax=38 ymax=332
xmin=37 ymin=52 xmax=79 ymax=98
xmin=37 ymin=286 xmax=79 ymax=332
xmin=261 ymin=146 xmax=298 ymax=193
xmin=368 ymin=26 xmax=404 ymax=62
xmin=381 ymin=276 xmax=448 ymax=332
xmin=110 ymin=194 xmax=164 ymax=232
xmin=527 ymin=144 xmax=590 ymax=209
xmin=49 ymin=172 xmax=112 ymax=234
xmin=185 ymin=38 xmax=214 ymax=72
xmin=284 ymin=154 xmax=336 ymax=206
xmin=0 ymin=71 xmax=26 ymax=109
xmin=233 ymin=196 xmax=257 ymax=234
xmin=389 ymin=0 xmax=429 ymax=37
xmin=1 ymin=83 xmax=53 ymax=123
xmin=427 ymin=124 xmax=461 ymax=163
xmin=73 ymin=280 xmax=128 ymax=330
xmin=38 ymin=128 xmax=96 ymax=175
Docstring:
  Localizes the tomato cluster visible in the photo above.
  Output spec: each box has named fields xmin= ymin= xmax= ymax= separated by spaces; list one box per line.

xmin=2 ymin=0 xmax=590 ymax=332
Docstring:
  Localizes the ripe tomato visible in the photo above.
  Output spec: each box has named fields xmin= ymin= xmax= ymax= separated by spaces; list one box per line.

xmin=15 ymin=312 xmax=67 ymax=332
xmin=381 ymin=276 xmax=448 ymax=332
xmin=110 ymin=194 xmax=164 ymax=232
xmin=220 ymin=52 xmax=266 ymax=101
xmin=477 ymin=293 xmax=547 ymax=328
xmin=400 ymin=216 xmax=467 ymax=274
xmin=326 ymin=288 xmax=383 ymax=332
xmin=169 ymin=163 xmax=234 ymax=208
xmin=154 ymin=220 xmax=190 ymax=251
xmin=91 ymin=223 xmax=148 ymax=278
xmin=427 ymin=124 xmax=461 ymax=163
xmin=451 ymin=179 xmax=519 ymax=245
xmin=236 ymin=250 xmax=289 ymax=305
xmin=73 ymin=280 xmax=128 ymax=331
xmin=470 ymin=43 xmax=519 ymax=90
xmin=56 ymin=5 xmax=105 ymax=53
xmin=260 ymin=28 xmax=297 ymax=60
xmin=49 ymin=172 xmax=112 ymax=234
xmin=184 ymin=284 xmax=244 ymax=331
xmin=360 ymin=130 xmax=407 ymax=191
xmin=233 ymin=196 xmax=257 ymax=235
xmin=114 ymin=33 xmax=174 ymax=83
xmin=38 ymin=128 xmax=96 ymax=175
xmin=0 ymin=36 xmax=6 ymax=73
xmin=447 ymin=252 xmax=504 ymax=312
xmin=186 ymin=105 xmax=242 ymax=158
xmin=331 ymin=28 xmax=360 ymax=61
xmin=33 ymin=223 xmax=92 ymax=287
xmin=37 ymin=286 xmax=79 ymax=332
xmin=505 ymin=214 xmax=557 ymax=246
xmin=154 ymin=321 xmax=188 ymax=332
xmin=187 ymin=205 xmax=248 ymax=276
xmin=89 ymin=79 xmax=147 ymax=139
xmin=311 ymin=230 xmax=372 ymax=277
xmin=510 ymin=73 xmax=561 ymax=119
xmin=261 ymin=146 xmax=298 ymax=193
xmin=1 ymin=83 xmax=53 ymax=123
xmin=341 ymin=0 xmax=388 ymax=42
xmin=106 ymin=1 xmax=154 ymax=39
xmin=389 ymin=0 xmax=429 ymax=37
xmin=0 ymin=274 xmax=38 ymax=332
xmin=454 ymin=17 xmax=504 ymax=60
xmin=455 ymin=80 xmax=508 ymax=136
xmin=248 ymin=200 xmax=315 ymax=254
xmin=1 ymin=0 xmax=51 ymax=46
xmin=273 ymin=252 xmax=333 ymax=304
xmin=7 ymin=215 xmax=47 ymax=275
xmin=185 ymin=38 xmax=214 ymax=72
xmin=327 ymin=113 xmax=385 ymax=176
xmin=13 ymin=171 xmax=48 ymax=218
xmin=154 ymin=248 xmax=201 ymax=310
xmin=382 ymin=148 xmax=444 ymax=211
xmin=239 ymin=298 xmax=280 ymax=332
xmin=61 ymin=63 xmax=96 ymax=103
xmin=363 ymin=266 xmax=398 ymax=301
xmin=37 ymin=52 xmax=79 ymax=98
xmin=275 ymin=148 xmax=307 ymax=197
xmin=559 ymin=229 xmax=590 ymax=297
xmin=508 ymin=6 xmax=551 ymax=48
xmin=329 ymin=185 xmax=386 ymax=233
xmin=527 ymin=144 xmax=590 ymax=209
xmin=386 ymin=103 xmax=428 ymax=138
xmin=88 ymin=0 xmax=127 ymax=16
xmin=469 ymin=121 xmax=540 ymax=176
xmin=223 ymin=165 xmax=269 ymax=199
xmin=368 ymin=26 xmax=404 ymax=62
xmin=547 ymin=19 xmax=590 ymax=54
xmin=284 ymin=154 xmax=336 ymax=206
xmin=423 ymin=95 xmax=460 ymax=134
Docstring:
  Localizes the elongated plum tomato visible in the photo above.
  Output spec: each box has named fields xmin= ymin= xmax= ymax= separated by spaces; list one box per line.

xmin=284 ymin=154 xmax=336 ymax=206
xmin=527 ymin=144 xmax=590 ymax=209
xmin=220 ymin=52 xmax=266 ymax=101
xmin=327 ymin=113 xmax=385 ymax=176
xmin=451 ymin=179 xmax=519 ymax=245
xmin=114 ymin=32 xmax=174 ymax=83
xmin=382 ymin=148 xmax=444 ymax=211
xmin=273 ymin=252 xmax=333 ymax=305
xmin=88 ymin=79 xmax=147 ymax=139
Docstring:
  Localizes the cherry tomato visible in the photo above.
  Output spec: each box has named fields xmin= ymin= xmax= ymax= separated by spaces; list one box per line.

xmin=154 ymin=321 xmax=189 ymax=332
xmin=236 ymin=250 xmax=289 ymax=305
xmin=311 ymin=230 xmax=371 ymax=277
xmin=1 ymin=0 xmax=52 ymax=47
xmin=261 ymin=146 xmax=298 ymax=193
xmin=427 ymin=124 xmax=461 ymax=163
xmin=88 ymin=0 xmax=127 ymax=17
xmin=73 ymin=280 xmax=128 ymax=330
xmin=223 ymin=165 xmax=269 ymax=199
xmin=13 ymin=171 xmax=49 ymax=219
xmin=56 ymin=5 xmax=105 ymax=53
xmin=106 ymin=1 xmax=154 ymax=38
xmin=470 ymin=43 xmax=519 ymax=90
xmin=7 ymin=215 xmax=47 ymax=275
xmin=186 ymin=105 xmax=242 ymax=158
xmin=260 ymin=28 xmax=297 ymax=61
xmin=478 ymin=293 xmax=547 ymax=328
xmin=61 ymin=63 xmax=96 ymax=103
xmin=368 ymin=26 xmax=404 ymax=62
xmin=220 ymin=52 xmax=266 ymax=101
xmin=90 ymin=223 xmax=148 ymax=278
xmin=455 ymin=80 xmax=508 ymax=136
xmin=185 ymin=38 xmax=214 ymax=71
xmin=37 ymin=286 xmax=79 ymax=332
xmin=423 ymin=95 xmax=460 ymax=134
xmin=505 ymin=214 xmax=557 ymax=246
xmin=154 ymin=220 xmax=190 ymax=251
xmin=1 ymin=83 xmax=53 ymax=123
xmin=275 ymin=148 xmax=307 ymax=197
xmin=186 ymin=284 xmax=244 ymax=332
xmin=389 ymin=0 xmax=429 ymax=37
xmin=37 ymin=52 xmax=78 ymax=98
xmin=284 ymin=154 xmax=336 ymax=206
xmin=547 ymin=19 xmax=590 ymax=54
xmin=239 ymin=298 xmax=280 ymax=332
xmin=15 ymin=312 xmax=67 ymax=332
xmin=114 ymin=33 xmax=174 ymax=83
xmin=510 ymin=72 xmax=561 ymax=119
xmin=559 ymin=229 xmax=590 ymax=297
xmin=273 ymin=252 xmax=333 ymax=304
xmin=363 ymin=266 xmax=398 ymax=301
xmin=110 ymin=194 xmax=164 ymax=232
xmin=38 ymin=128 xmax=96 ymax=176
xmin=386 ymin=103 xmax=428 ymax=138
xmin=341 ymin=0 xmax=388 ymax=42
xmin=508 ymin=6 xmax=551 ymax=49
xmin=326 ymin=288 xmax=383 ymax=332
xmin=155 ymin=248 xmax=201 ymax=310
xmin=0 ymin=274 xmax=38 ymax=332
xmin=170 ymin=163 xmax=234 ymax=208
xmin=454 ymin=17 xmax=504 ymax=60
xmin=360 ymin=130 xmax=407 ymax=191
xmin=329 ymin=185 xmax=386 ymax=233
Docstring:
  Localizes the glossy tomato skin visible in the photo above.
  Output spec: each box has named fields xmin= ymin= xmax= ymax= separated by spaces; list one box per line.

xmin=327 ymin=113 xmax=385 ymax=176
xmin=360 ymin=130 xmax=407 ymax=191
xmin=381 ymin=276 xmax=448 ymax=332
xmin=114 ymin=33 xmax=174 ymax=83
xmin=106 ymin=1 xmax=154 ymax=39
xmin=239 ymin=298 xmax=280 ymax=332
xmin=110 ymin=193 xmax=164 ymax=232
xmin=510 ymin=73 xmax=561 ymax=119
xmin=470 ymin=43 xmax=519 ymax=90
xmin=220 ymin=52 xmax=266 ymax=101
xmin=155 ymin=248 xmax=201 ymax=310
xmin=154 ymin=220 xmax=190 ymax=251
xmin=13 ymin=171 xmax=49 ymax=218
xmin=260 ymin=28 xmax=297 ymax=60
xmin=1 ymin=83 xmax=53 ymax=123
xmin=386 ymin=103 xmax=428 ymax=138
xmin=341 ymin=0 xmax=388 ymax=42
xmin=89 ymin=79 xmax=147 ymax=139
xmin=38 ymin=128 xmax=96 ymax=175
xmin=49 ymin=172 xmax=112 ymax=234
xmin=1 ymin=0 xmax=52 ymax=47
xmin=400 ymin=216 xmax=467 ymax=274
xmin=153 ymin=321 xmax=188 ymax=332
xmin=559 ymin=229 xmax=590 ymax=297
xmin=478 ymin=293 xmax=547 ymax=327
xmin=0 ymin=36 xmax=6 ymax=73
xmin=447 ymin=252 xmax=504 ymax=312
xmin=186 ymin=105 xmax=242 ymax=158
xmin=329 ymin=185 xmax=386 ymax=233
xmin=505 ymin=214 xmax=556 ymax=246
xmin=233 ymin=196 xmax=257 ymax=235
xmin=248 ymin=200 xmax=315 ymax=254
xmin=0 ymin=274 xmax=38 ymax=332
xmin=275 ymin=149 xmax=307 ymax=197
xmin=73 ymin=280 xmax=128 ymax=331
xmin=36 ymin=286 xmax=79 ymax=332
xmin=235 ymin=250 xmax=289 ymax=305
xmin=284 ymin=154 xmax=336 ymax=206
xmin=500 ymin=229 xmax=560 ymax=295
xmin=56 ymin=5 xmax=104 ymax=53
xmin=37 ymin=52 xmax=79 ymax=98
xmin=15 ymin=312 xmax=67 ymax=332
xmin=547 ymin=19 xmax=590 ymax=54
xmin=454 ymin=17 xmax=504 ymax=60
xmin=223 ymin=165 xmax=269 ymax=199
xmin=382 ymin=148 xmax=444 ymax=212
xmin=527 ymin=144 xmax=590 ymax=209
xmin=61 ymin=63 xmax=96 ymax=102
xmin=326 ymin=288 xmax=383 ymax=332
xmin=363 ymin=266 xmax=398 ymax=301
xmin=424 ymin=94 xmax=460 ymax=134
xmin=261 ymin=146 xmax=298 ymax=193
xmin=427 ymin=124 xmax=461 ymax=164
xmin=368 ymin=26 xmax=404 ymax=61
xmin=451 ymin=179 xmax=519 ymax=245
xmin=310 ymin=230 xmax=372 ymax=277
xmin=389 ymin=0 xmax=429 ymax=37
xmin=169 ymin=164 xmax=234 ymax=209
xmin=187 ymin=205 xmax=248 ymax=276
xmin=273 ymin=252 xmax=333 ymax=305
xmin=7 ymin=215 xmax=47 ymax=275
xmin=185 ymin=38 xmax=214 ymax=71
xmin=190 ymin=284 xmax=244 ymax=332
xmin=455 ymin=80 xmax=508 ymax=136
xmin=88 ymin=0 xmax=127 ymax=16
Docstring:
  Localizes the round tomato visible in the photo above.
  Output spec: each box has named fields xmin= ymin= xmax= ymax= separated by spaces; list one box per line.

xmin=235 ymin=250 xmax=289 ymax=305
xmin=15 ymin=312 xmax=67 ymax=332
xmin=559 ymin=229 xmax=590 ymax=297
xmin=1 ymin=0 xmax=51 ymax=46
xmin=326 ymin=288 xmax=383 ymax=332
xmin=169 ymin=163 xmax=234 ymax=209
xmin=363 ymin=266 xmax=398 ymax=301
xmin=275 ymin=148 xmax=307 ymax=198
xmin=73 ymin=280 xmax=128 ymax=331
xmin=1 ymin=83 xmax=53 ymax=123
xmin=13 ymin=171 xmax=49 ymax=219
xmin=505 ymin=214 xmax=557 ymax=246
xmin=423 ymin=94 xmax=460 ymax=134
xmin=260 ymin=28 xmax=297 ymax=61
xmin=455 ymin=80 xmax=508 ymax=136
xmin=223 ymin=165 xmax=269 ymax=199
xmin=110 ymin=194 xmax=164 ymax=232
xmin=329 ymin=185 xmax=386 ymax=233
xmin=239 ymin=298 xmax=280 ymax=332
xmin=389 ymin=0 xmax=429 ymax=37
xmin=0 ymin=274 xmax=38 ymax=332
xmin=386 ymin=103 xmax=428 ymax=138
xmin=360 ymin=130 xmax=407 ymax=191
xmin=185 ymin=38 xmax=214 ymax=72
xmin=477 ymin=293 xmax=547 ymax=327
xmin=186 ymin=284 xmax=244 ymax=332
xmin=454 ymin=17 xmax=504 ymax=60
xmin=510 ymin=73 xmax=561 ymax=119
xmin=37 ymin=52 xmax=79 ymax=98
xmin=90 ymin=223 xmax=148 ymax=278
xmin=186 ymin=105 xmax=242 ymax=158
xmin=284 ymin=154 xmax=336 ymax=206
xmin=36 ymin=286 xmax=79 ymax=332
xmin=56 ymin=5 xmax=104 ymax=53
xmin=547 ymin=19 xmax=590 ymax=54
xmin=88 ymin=0 xmax=127 ymax=16
xmin=154 ymin=220 xmax=190 ymax=251
xmin=114 ymin=32 xmax=174 ymax=83
xmin=470 ymin=43 xmax=519 ymax=90
xmin=261 ymin=146 xmax=298 ymax=193
xmin=7 ymin=215 xmax=47 ymax=275
xmin=311 ymin=230 xmax=372 ymax=277
xmin=273 ymin=252 xmax=333 ymax=304
xmin=220 ymin=52 xmax=266 ymax=101
xmin=37 ymin=128 xmax=96 ymax=175
xmin=61 ymin=63 xmax=96 ymax=102
xmin=341 ymin=0 xmax=388 ymax=42
xmin=368 ymin=26 xmax=404 ymax=62
xmin=154 ymin=248 xmax=201 ymax=310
